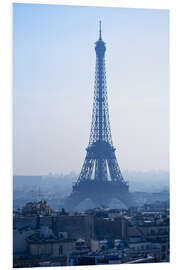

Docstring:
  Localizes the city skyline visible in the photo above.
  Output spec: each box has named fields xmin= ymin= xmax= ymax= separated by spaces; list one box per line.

xmin=13 ymin=4 xmax=169 ymax=175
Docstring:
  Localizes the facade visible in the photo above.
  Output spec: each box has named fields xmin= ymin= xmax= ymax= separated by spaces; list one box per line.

xmin=27 ymin=237 xmax=75 ymax=258
xmin=94 ymin=216 xmax=128 ymax=240
xmin=14 ymin=214 xmax=94 ymax=244
xmin=27 ymin=226 xmax=75 ymax=258
xmin=126 ymin=210 xmax=169 ymax=262
xmin=51 ymin=215 xmax=94 ymax=243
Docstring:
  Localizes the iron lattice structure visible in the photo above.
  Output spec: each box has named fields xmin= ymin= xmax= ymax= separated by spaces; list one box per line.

xmin=75 ymin=22 xmax=128 ymax=188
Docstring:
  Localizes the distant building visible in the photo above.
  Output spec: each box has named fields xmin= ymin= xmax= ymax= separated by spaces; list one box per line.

xmin=22 ymin=200 xmax=52 ymax=216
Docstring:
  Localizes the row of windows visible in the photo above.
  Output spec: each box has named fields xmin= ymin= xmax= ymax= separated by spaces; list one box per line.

xmin=131 ymin=245 xmax=151 ymax=251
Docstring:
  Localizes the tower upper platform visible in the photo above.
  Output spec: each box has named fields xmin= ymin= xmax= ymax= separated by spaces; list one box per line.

xmin=95 ymin=21 xmax=106 ymax=57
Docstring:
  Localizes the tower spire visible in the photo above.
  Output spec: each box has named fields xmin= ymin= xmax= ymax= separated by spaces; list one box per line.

xmin=99 ymin=20 xmax=102 ymax=40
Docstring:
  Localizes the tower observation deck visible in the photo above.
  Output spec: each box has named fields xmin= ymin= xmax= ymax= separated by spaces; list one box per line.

xmin=66 ymin=22 xmax=135 ymax=210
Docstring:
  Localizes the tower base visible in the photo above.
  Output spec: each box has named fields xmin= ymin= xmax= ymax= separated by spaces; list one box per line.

xmin=64 ymin=180 xmax=136 ymax=211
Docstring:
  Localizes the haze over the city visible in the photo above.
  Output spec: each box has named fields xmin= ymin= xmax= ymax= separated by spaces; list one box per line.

xmin=13 ymin=4 xmax=169 ymax=175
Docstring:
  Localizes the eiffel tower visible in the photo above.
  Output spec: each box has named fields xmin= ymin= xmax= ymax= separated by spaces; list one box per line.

xmin=66 ymin=22 xmax=134 ymax=210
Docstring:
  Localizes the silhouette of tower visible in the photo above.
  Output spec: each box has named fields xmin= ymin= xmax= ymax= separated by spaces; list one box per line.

xmin=66 ymin=22 xmax=134 ymax=209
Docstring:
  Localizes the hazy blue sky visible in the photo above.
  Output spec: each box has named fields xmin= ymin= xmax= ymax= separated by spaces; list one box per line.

xmin=13 ymin=3 xmax=169 ymax=175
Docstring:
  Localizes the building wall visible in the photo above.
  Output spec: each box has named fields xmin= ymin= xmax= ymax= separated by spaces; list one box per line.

xmin=127 ymin=224 xmax=169 ymax=238
xmin=39 ymin=216 xmax=52 ymax=228
xmin=28 ymin=241 xmax=75 ymax=258
xmin=14 ymin=215 xmax=94 ymax=242
xmin=52 ymin=242 xmax=75 ymax=257
xmin=143 ymin=225 xmax=169 ymax=236
xmin=90 ymin=239 xmax=99 ymax=252
xmin=127 ymin=224 xmax=169 ymax=262
xmin=13 ymin=229 xmax=34 ymax=254
xmin=52 ymin=215 xmax=94 ymax=242
xmin=129 ymin=241 xmax=152 ymax=251
xmin=159 ymin=242 xmax=169 ymax=261
xmin=29 ymin=243 xmax=51 ymax=257
xmin=94 ymin=217 xmax=128 ymax=240
xmin=13 ymin=216 xmax=37 ymax=230
xmin=127 ymin=225 xmax=143 ymax=238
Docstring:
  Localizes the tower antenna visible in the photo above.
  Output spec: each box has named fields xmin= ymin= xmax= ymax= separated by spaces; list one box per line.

xmin=99 ymin=20 xmax=102 ymax=40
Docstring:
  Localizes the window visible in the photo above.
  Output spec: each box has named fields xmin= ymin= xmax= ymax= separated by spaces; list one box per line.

xmin=59 ymin=245 xmax=63 ymax=256
xmin=150 ymin=229 xmax=155 ymax=235
xmin=162 ymin=253 xmax=166 ymax=260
